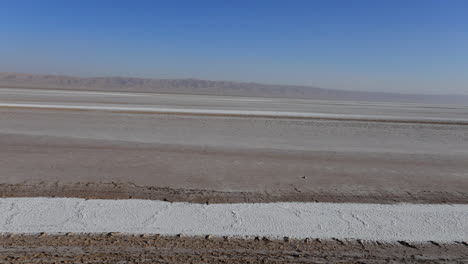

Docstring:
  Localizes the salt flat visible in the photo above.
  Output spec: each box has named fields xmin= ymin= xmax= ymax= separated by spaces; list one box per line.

xmin=1 ymin=197 xmax=467 ymax=242
xmin=0 ymin=88 xmax=467 ymax=203
xmin=1 ymin=87 xmax=468 ymax=119
xmin=0 ymin=87 xmax=467 ymax=263
xmin=2 ymin=102 xmax=468 ymax=124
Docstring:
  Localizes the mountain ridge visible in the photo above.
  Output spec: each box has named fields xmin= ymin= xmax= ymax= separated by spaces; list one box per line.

xmin=1 ymin=72 xmax=466 ymax=104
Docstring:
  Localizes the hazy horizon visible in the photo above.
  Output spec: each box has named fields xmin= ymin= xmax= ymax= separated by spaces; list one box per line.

xmin=1 ymin=0 xmax=467 ymax=95
xmin=3 ymin=71 xmax=468 ymax=97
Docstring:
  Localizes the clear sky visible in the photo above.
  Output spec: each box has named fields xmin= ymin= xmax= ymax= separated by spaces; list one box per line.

xmin=1 ymin=0 xmax=467 ymax=94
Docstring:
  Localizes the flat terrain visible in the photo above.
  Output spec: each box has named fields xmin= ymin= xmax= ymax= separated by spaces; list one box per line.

xmin=1 ymin=88 xmax=468 ymax=203
xmin=1 ymin=87 xmax=467 ymax=263
xmin=1 ymin=234 xmax=467 ymax=264
xmin=3 ymin=72 xmax=468 ymax=104
xmin=2 ymin=198 xmax=467 ymax=242
xmin=2 ymin=87 xmax=468 ymax=119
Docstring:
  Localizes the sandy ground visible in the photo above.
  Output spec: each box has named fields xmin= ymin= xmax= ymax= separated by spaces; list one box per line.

xmin=1 ymin=88 xmax=467 ymax=262
xmin=1 ymin=107 xmax=467 ymax=203
xmin=3 ymin=88 xmax=465 ymax=204
xmin=1 ymin=234 xmax=467 ymax=264
xmin=1 ymin=133 xmax=468 ymax=203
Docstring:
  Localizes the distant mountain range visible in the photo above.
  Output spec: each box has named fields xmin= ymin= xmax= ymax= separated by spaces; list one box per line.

xmin=1 ymin=72 xmax=467 ymax=104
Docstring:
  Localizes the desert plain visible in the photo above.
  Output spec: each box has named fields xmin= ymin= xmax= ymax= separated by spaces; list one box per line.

xmin=0 ymin=86 xmax=467 ymax=263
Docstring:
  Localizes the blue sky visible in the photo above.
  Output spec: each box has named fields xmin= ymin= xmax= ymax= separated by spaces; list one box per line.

xmin=1 ymin=0 xmax=467 ymax=94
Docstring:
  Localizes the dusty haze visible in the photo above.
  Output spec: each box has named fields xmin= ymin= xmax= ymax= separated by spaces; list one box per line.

xmin=1 ymin=72 xmax=467 ymax=105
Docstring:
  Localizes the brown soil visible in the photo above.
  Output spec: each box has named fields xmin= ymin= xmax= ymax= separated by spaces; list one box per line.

xmin=2 ymin=133 xmax=468 ymax=204
xmin=1 ymin=182 xmax=468 ymax=204
xmin=1 ymin=234 xmax=467 ymax=263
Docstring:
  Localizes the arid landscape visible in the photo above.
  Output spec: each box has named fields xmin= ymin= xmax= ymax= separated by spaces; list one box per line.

xmin=2 ymin=234 xmax=468 ymax=264
xmin=0 ymin=76 xmax=467 ymax=262
xmin=2 ymin=72 xmax=468 ymax=104
xmin=2 ymin=1 xmax=468 ymax=262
